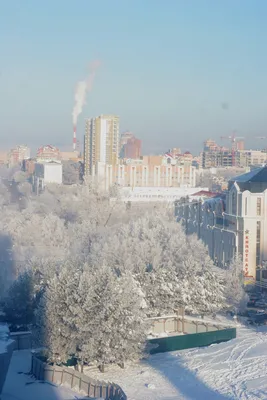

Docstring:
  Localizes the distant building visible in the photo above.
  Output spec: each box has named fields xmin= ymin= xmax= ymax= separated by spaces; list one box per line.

xmin=120 ymin=131 xmax=134 ymax=152
xmin=94 ymin=161 xmax=196 ymax=191
xmin=84 ymin=114 xmax=120 ymax=175
xmin=115 ymin=186 xmax=208 ymax=203
xmin=36 ymin=145 xmax=61 ymax=162
xmin=236 ymin=150 xmax=267 ymax=167
xmin=60 ymin=151 xmax=79 ymax=162
xmin=236 ymin=140 xmax=245 ymax=151
xmin=175 ymin=166 xmax=267 ymax=279
xmin=0 ymin=151 xmax=8 ymax=165
xmin=120 ymin=136 xmax=141 ymax=159
xmin=8 ymin=145 xmax=30 ymax=166
xmin=33 ymin=162 xmax=62 ymax=193
xmin=202 ymin=149 xmax=233 ymax=168
xmin=22 ymin=158 xmax=36 ymax=175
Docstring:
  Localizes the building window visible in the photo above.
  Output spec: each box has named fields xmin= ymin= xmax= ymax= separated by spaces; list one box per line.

xmin=257 ymin=198 xmax=261 ymax=216
xmin=245 ymin=198 xmax=248 ymax=216
xmin=256 ymin=221 xmax=261 ymax=266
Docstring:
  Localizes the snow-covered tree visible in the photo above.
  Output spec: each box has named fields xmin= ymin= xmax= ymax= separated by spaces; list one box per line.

xmin=35 ymin=261 xmax=147 ymax=369
xmin=225 ymin=254 xmax=248 ymax=313
xmin=3 ymin=271 xmax=35 ymax=326
xmin=62 ymin=162 xmax=81 ymax=185
xmin=88 ymin=213 xmax=226 ymax=316
xmin=34 ymin=262 xmax=83 ymax=364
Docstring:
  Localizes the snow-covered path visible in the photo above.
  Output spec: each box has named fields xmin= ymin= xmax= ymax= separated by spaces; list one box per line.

xmin=2 ymin=350 xmax=87 ymax=400
xmin=86 ymin=325 xmax=267 ymax=400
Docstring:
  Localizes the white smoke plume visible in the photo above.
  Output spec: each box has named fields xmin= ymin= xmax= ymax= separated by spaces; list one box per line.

xmin=72 ymin=60 xmax=100 ymax=127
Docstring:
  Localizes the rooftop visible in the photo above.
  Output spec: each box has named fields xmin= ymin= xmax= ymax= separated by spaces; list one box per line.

xmin=229 ymin=165 xmax=267 ymax=193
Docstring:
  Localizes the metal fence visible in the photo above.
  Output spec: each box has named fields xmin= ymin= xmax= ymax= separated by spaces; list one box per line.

xmin=148 ymin=315 xmax=232 ymax=335
xmin=149 ymin=327 xmax=236 ymax=354
xmin=31 ymin=355 xmax=127 ymax=400
xmin=147 ymin=314 xmax=236 ymax=354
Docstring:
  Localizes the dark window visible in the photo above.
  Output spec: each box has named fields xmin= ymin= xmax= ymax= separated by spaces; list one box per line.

xmin=257 ymin=198 xmax=261 ymax=216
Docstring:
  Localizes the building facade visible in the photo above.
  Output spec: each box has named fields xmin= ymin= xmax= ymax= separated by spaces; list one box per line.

xmin=120 ymin=136 xmax=141 ymax=159
xmin=95 ymin=162 xmax=196 ymax=191
xmin=84 ymin=114 xmax=120 ymax=175
xmin=36 ymin=145 xmax=61 ymax=162
xmin=8 ymin=145 xmax=30 ymax=166
xmin=116 ymin=186 xmax=208 ymax=203
xmin=175 ymin=166 xmax=267 ymax=279
xmin=33 ymin=162 xmax=63 ymax=193
xmin=236 ymin=150 xmax=267 ymax=168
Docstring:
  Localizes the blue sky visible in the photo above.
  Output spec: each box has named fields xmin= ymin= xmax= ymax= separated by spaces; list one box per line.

xmin=1 ymin=0 xmax=267 ymax=154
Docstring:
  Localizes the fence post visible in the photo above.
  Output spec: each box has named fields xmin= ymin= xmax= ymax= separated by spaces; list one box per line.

xmin=71 ymin=371 xmax=74 ymax=388
xmin=30 ymin=355 xmax=33 ymax=375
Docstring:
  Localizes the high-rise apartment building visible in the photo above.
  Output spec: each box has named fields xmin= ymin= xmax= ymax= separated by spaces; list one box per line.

xmin=84 ymin=114 xmax=119 ymax=175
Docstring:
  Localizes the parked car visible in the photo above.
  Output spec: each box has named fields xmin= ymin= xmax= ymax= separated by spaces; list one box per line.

xmin=255 ymin=301 xmax=267 ymax=308
xmin=247 ymin=300 xmax=256 ymax=307
xmin=249 ymin=293 xmax=262 ymax=301
xmin=248 ymin=313 xmax=267 ymax=325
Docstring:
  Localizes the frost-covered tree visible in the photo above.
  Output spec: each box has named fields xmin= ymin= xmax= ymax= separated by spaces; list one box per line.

xmin=225 ymin=254 xmax=248 ymax=313
xmin=3 ymin=271 xmax=35 ymax=326
xmin=62 ymin=162 xmax=80 ymax=185
xmin=88 ymin=268 xmax=147 ymax=369
xmin=88 ymin=213 xmax=226 ymax=316
xmin=35 ymin=262 xmax=147 ymax=369
xmin=34 ymin=263 xmax=83 ymax=364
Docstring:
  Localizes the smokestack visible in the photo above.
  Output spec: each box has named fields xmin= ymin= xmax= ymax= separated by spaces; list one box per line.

xmin=73 ymin=126 xmax=77 ymax=151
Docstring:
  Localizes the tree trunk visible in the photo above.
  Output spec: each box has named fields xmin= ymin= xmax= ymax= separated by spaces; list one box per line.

xmin=99 ymin=364 xmax=105 ymax=373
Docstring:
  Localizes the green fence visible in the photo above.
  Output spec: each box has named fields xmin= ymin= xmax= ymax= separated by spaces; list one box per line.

xmin=148 ymin=327 xmax=236 ymax=354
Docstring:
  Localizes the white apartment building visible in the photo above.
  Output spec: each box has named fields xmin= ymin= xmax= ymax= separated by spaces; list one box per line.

xmin=33 ymin=162 xmax=62 ymax=193
xmin=175 ymin=166 xmax=267 ymax=279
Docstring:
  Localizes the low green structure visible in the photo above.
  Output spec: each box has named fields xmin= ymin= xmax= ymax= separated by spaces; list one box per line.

xmin=148 ymin=327 xmax=236 ymax=354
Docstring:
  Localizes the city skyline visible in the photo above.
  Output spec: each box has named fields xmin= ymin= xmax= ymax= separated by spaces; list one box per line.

xmin=1 ymin=1 xmax=267 ymax=153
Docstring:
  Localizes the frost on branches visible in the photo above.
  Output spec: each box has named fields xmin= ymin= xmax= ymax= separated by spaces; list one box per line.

xmin=89 ymin=214 xmax=226 ymax=316
xmin=35 ymin=262 xmax=147 ymax=369
xmin=225 ymin=254 xmax=248 ymax=314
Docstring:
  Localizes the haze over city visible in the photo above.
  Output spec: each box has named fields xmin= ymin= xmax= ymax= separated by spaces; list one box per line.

xmin=2 ymin=3 xmax=267 ymax=400
xmin=1 ymin=0 xmax=267 ymax=153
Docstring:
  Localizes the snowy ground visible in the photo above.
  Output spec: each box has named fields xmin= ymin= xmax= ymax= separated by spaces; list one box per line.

xmin=1 ymin=350 xmax=96 ymax=400
xmin=85 ymin=324 xmax=267 ymax=400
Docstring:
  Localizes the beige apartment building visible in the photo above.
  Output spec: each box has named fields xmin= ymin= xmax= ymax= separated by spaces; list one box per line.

xmin=95 ymin=162 xmax=196 ymax=191
xmin=236 ymin=150 xmax=267 ymax=167
xmin=84 ymin=115 xmax=120 ymax=175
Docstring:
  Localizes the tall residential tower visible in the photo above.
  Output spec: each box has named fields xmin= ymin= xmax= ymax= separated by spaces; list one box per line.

xmin=84 ymin=114 xmax=120 ymax=175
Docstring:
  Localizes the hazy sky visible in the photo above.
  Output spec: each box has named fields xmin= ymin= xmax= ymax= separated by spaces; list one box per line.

xmin=1 ymin=0 xmax=267 ymax=154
